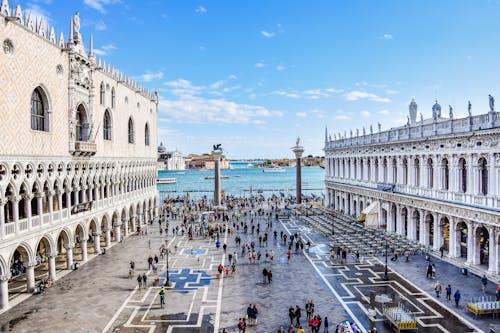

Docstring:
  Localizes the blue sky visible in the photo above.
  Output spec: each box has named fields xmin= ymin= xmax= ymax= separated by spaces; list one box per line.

xmin=24 ymin=0 xmax=500 ymax=158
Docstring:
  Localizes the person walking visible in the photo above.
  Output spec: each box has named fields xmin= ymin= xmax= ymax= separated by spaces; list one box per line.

xmin=142 ymin=273 xmax=148 ymax=288
xmin=297 ymin=326 xmax=305 ymax=333
xmin=295 ymin=305 xmax=301 ymax=327
xmin=323 ymin=316 xmax=328 ymax=333
xmin=481 ymin=274 xmax=488 ymax=294
xmin=434 ymin=280 xmax=442 ymax=298
xmin=159 ymin=287 xmax=165 ymax=308
xmin=445 ymin=284 xmax=452 ymax=301
xmin=454 ymin=289 xmax=461 ymax=307
xmin=137 ymin=274 xmax=142 ymax=288
xmin=288 ymin=305 xmax=295 ymax=326
xmin=267 ymin=269 xmax=273 ymax=283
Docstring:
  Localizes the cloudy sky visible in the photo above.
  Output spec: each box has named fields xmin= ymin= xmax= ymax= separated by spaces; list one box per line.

xmin=22 ymin=0 xmax=500 ymax=158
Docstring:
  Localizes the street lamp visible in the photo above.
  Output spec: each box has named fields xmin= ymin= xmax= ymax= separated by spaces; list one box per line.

xmin=383 ymin=238 xmax=390 ymax=281
xmin=165 ymin=248 xmax=171 ymax=287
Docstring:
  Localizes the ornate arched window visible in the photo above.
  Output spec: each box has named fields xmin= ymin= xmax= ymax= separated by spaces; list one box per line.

xmin=442 ymin=158 xmax=449 ymax=190
xmin=111 ymin=87 xmax=116 ymax=108
xmin=31 ymin=87 xmax=49 ymax=131
xmin=478 ymin=157 xmax=488 ymax=195
xmin=458 ymin=158 xmax=467 ymax=193
xmin=128 ymin=117 xmax=134 ymax=144
xmin=414 ymin=158 xmax=420 ymax=186
xmin=76 ymin=104 xmax=88 ymax=142
xmin=100 ymin=82 xmax=105 ymax=105
xmin=103 ymin=109 xmax=112 ymax=141
xmin=144 ymin=123 xmax=150 ymax=146
xmin=402 ymin=158 xmax=408 ymax=185
xmin=427 ymin=158 xmax=434 ymax=188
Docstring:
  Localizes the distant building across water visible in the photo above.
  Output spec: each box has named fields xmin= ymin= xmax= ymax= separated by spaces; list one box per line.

xmin=157 ymin=142 xmax=185 ymax=171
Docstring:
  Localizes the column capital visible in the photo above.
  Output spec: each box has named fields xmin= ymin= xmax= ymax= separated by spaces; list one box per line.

xmin=0 ymin=274 xmax=11 ymax=281
xmin=64 ymin=243 xmax=75 ymax=250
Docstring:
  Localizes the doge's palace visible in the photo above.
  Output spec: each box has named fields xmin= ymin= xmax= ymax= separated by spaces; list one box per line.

xmin=324 ymin=98 xmax=500 ymax=277
xmin=0 ymin=1 xmax=159 ymax=309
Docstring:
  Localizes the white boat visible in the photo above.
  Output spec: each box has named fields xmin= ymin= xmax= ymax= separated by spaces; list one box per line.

xmin=157 ymin=178 xmax=176 ymax=184
xmin=263 ymin=165 xmax=285 ymax=173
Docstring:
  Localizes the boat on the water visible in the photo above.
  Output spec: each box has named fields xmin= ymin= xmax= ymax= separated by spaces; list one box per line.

xmin=157 ymin=178 xmax=176 ymax=184
xmin=263 ymin=165 xmax=285 ymax=173
xmin=204 ymin=175 xmax=230 ymax=179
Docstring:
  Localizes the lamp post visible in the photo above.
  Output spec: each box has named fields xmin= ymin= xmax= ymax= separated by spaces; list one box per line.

xmin=165 ymin=248 xmax=171 ymax=287
xmin=383 ymin=238 xmax=390 ymax=281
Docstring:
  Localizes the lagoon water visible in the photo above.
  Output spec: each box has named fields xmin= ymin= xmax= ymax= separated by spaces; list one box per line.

xmin=157 ymin=162 xmax=324 ymax=200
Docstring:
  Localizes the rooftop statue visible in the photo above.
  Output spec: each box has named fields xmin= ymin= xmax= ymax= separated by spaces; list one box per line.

xmin=489 ymin=94 xmax=495 ymax=111
xmin=449 ymin=105 xmax=453 ymax=118
xmin=296 ymin=137 xmax=301 ymax=146
xmin=213 ymin=144 xmax=222 ymax=151
xmin=73 ymin=12 xmax=83 ymax=44
xmin=468 ymin=101 xmax=472 ymax=116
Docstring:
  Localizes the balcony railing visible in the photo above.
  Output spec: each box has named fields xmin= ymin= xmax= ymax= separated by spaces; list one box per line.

xmin=74 ymin=141 xmax=97 ymax=156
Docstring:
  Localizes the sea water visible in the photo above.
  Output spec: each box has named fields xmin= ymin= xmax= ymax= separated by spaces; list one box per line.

xmin=157 ymin=162 xmax=325 ymax=200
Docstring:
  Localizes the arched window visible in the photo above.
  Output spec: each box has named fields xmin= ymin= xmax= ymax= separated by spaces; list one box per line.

xmin=360 ymin=159 xmax=364 ymax=181
xmin=31 ymin=87 xmax=49 ymax=131
xmin=76 ymin=105 xmax=88 ymax=142
xmin=367 ymin=159 xmax=371 ymax=182
xmin=103 ymin=110 xmax=112 ymax=141
xmin=128 ymin=117 xmax=134 ymax=144
xmin=374 ymin=159 xmax=379 ymax=182
xmin=392 ymin=159 xmax=397 ymax=183
xmin=402 ymin=158 xmax=408 ymax=185
xmin=144 ymin=123 xmax=150 ymax=146
xmin=382 ymin=158 xmax=388 ymax=183
xmin=427 ymin=158 xmax=434 ymax=188
xmin=442 ymin=158 xmax=449 ymax=190
xmin=414 ymin=158 xmax=420 ymax=186
xmin=111 ymin=87 xmax=116 ymax=108
xmin=478 ymin=157 xmax=488 ymax=195
xmin=100 ymin=82 xmax=105 ymax=105
xmin=458 ymin=158 xmax=467 ymax=193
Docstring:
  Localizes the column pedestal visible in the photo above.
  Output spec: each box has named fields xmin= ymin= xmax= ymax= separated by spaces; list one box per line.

xmin=114 ymin=225 xmax=121 ymax=243
xmin=94 ymin=233 xmax=101 ymax=253
xmin=291 ymin=144 xmax=305 ymax=204
xmin=105 ymin=229 xmax=111 ymax=248
xmin=65 ymin=246 xmax=74 ymax=270
xmin=81 ymin=240 xmax=88 ymax=262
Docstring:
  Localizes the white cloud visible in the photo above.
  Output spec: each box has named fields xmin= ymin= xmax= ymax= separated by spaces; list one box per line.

xmin=95 ymin=21 xmax=107 ymax=31
xmin=158 ymin=96 xmax=282 ymax=125
xmin=345 ymin=90 xmax=391 ymax=103
xmin=360 ymin=110 xmax=371 ymax=118
xmin=378 ymin=109 xmax=391 ymax=115
xmin=261 ymin=31 xmax=275 ymax=38
xmin=335 ymin=114 xmax=351 ymax=120
xmin=254 ymin=62 xmax=265 ymax=68
xmin=138 ymin=71 xmax=164 ymax=82
xmin=164 ymin=79 xmax=204 ymax=97
xmin=83 ymin=0 xmax=119 ymax=14
xmin=296 ymin=112 xmax=307 ymax=118
xmin=383 ymin=33 xmax=393 ymax=40
xmin=270 ymin=90 xmax=300 ymax=99
xmin=210 ymin=80 xmax=225 ymax=90
xmin=312 ymin=109 xmax=326 ymax=119
xmin=195 ymin=5 xmax=207 ymax=13
xmin=94 ymin=44 xmax=117 ymax=56
xmin=276 ymin=65 xmax=286 ymax=71
xmin=385 ymin=89 xmax=399 ymax=95
xmin=228 ymin=74 xmax=238 ymax=80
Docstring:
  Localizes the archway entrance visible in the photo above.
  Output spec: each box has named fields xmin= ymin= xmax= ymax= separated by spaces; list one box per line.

xmin=390 ymin=204 xmax=397 ymax=233
xmin=56 ymin=230 xmax=71 ymax=271
xmin=88 ymin=219 xmax=99 ymax=255
xmin=8 ymin=245 xmax=33 ymax=298
xmin=426 ymin=214 xmax=434 ymax=247
xmin=401 ymin=207 xmax=408 ymax=237
xmin=380 ymin=208 xmax=388 ymax=230
xmin=74 ymin=224 xmax=87 ymax=262
xmin=440 ymin=217 xmax=450 ymax=253
xmin=476 ymin=226 xmax=489 ymax=266
xmin=412 ymin=210 xmax=420 ymax=241
xmin=457 ymin=221 xmax=468 ymax=258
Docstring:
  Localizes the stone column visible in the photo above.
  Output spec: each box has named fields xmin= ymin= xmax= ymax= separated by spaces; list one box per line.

xmin=213 ymin=150 xmax=223 ymax=207
xmin=467 ymin=154 xmax=474 ymax=195
xmin=94 ymin=232 xmax=101 ymax=253
xmin=47 ymin=191 xmax=54 ymax=221
xmin=81 ymin=239 xmax=88 ymax=262
xmin=65 ymin=244 xmax=74 ymax=270
xmin=105 ymin=229 xmax=111 ymax=248
xmin=489 ymin=154 xmax=496 ymax=197
xmin=37 ymin=194 xmax=43 ymax=218
xmin=0 ymin=199 xmax=5 ymax=238
xmin=48 ymin=255 xmax=56 ymax=280
xmin=488 ymin=228 xmax=496 ymax=273
xmin=433 ymin=213 xmax=440 ymax=251
xmin=292 ymin=144 xmax=305 ymax=204
xmin=0 ymin=275 xmax=9 ymax=309
xmin=466 ymin=222 xmax=474 ymax=264
xmin=448 ymin=218 xmax=457 ymax=258
xmin=25 ymin=263 xmax=35 ymax=292
xmin=419 ymin=210 xmax=425 ymax=245
xmin=114 ymin=224 xmax=121 ymax=243
xmin=131 ymin=217 xmax=136 ymax=233
xmin=123 ymin=220 xmax=129 ymax=237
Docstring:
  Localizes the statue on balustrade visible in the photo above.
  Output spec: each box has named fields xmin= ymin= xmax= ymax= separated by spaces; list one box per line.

xmin=489 ymin=94 xmax=495 ymax=111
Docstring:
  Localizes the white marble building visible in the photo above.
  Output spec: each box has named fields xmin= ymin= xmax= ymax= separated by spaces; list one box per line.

xmin=324 ymin=98 xmax=500 ymax=277
xmin=0 ymin=1 xmax=159 ymax=309
xmin=157 ymin=142 xmax=185 ymax=171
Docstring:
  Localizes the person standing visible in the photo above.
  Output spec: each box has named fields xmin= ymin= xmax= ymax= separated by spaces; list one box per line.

xmin=434 ymin=280 xmax=442 ymax=298
xmin=445 ymin=284 xmax=452 ymax=301
xmin=481 ymin=274 xmax=488 ymax=294
xmin=137 ymin=274 xmax=142 ymax=288
xmin=454 ymin=289 xmax=461 ymax=307
xmin=267 ymin=269 xmax=273 ymax=283
xmin=159 ymin=287 xmax=165 ymax=308
xmin=288 ymin=305 xmax=295 ymax=326
xmin=323 ymin=316 xmax=328 ymax=333
xmin=142 ymin=273 xmax=148 ymax=288
xmin=295 ymin=305 xmax=301 ymax=327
